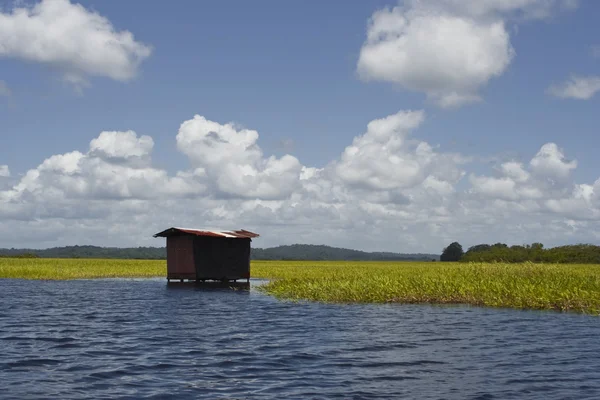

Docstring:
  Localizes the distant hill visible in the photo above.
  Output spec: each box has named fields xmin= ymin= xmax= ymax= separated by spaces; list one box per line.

xmin=0 ymin=244 xmax=438 ymax=261
xmin=0 ymin=245 xmax=166 ymax=260
xmin=251 ymin=244 xmax=437 ymax=261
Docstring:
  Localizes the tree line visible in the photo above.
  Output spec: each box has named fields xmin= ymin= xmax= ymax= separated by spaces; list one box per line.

xmin=0 ymin=244 xmax=439 ymax=261
xmin=441 ymin=242 xmax=600 ymax=263
xmin=0 ymin=253 xmax=39 ymax=259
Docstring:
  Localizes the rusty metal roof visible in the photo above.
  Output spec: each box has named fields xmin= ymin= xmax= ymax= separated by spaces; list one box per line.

xmin=153 ymin=227 xmax=259 ymax=239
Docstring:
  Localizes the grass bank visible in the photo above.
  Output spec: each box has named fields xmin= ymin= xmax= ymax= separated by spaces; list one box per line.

xmin=2 ymin=259 xmax=599 ymax=314
xmin=0 ymin=258 xmax=165 ymax=279
xmin=252 ymin=261 xmax=600 ymax=314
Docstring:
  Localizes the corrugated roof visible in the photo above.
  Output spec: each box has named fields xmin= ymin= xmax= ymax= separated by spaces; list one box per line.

xmin=153 ymin=227 xmax=259 ymax=239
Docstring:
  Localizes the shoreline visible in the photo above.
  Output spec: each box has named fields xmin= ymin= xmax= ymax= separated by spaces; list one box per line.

xmin=1 ymin=259 xmax=599 ymax=314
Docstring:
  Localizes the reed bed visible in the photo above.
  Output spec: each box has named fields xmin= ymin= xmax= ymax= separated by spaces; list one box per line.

xmin=1 ymin=258 xmax=599 ymax=313
xmin=0 ymin=258 xmax=165 ymax=280
xmin=252 ymin=261 xmax=600 ymax=314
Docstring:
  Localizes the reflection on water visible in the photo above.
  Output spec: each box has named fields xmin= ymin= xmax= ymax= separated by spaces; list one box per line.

xmin=0 ymin=278 xmax=599 ymax=399
xmin=166 ymin=280 xmax=251 ymax=291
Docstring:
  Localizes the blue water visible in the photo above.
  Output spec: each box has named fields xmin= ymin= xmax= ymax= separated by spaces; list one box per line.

xmin=1 ymin=279 xmax=599 ymax=399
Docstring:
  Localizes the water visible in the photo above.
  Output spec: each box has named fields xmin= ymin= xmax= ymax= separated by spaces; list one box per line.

xmin=1 ymin=279 xmax=599 ymax=399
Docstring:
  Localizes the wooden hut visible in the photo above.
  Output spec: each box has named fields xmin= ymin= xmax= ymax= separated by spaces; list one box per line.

xmin=153 ymin=227 xmax=259 ymax=282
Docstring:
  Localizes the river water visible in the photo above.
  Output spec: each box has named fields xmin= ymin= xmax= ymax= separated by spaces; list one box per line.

xmin=1 ymin=278 xmax=599 ymax=399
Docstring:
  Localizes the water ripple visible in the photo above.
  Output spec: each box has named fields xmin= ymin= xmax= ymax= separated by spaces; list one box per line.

xmin=0 ymin=278 xmax=599 ymax=399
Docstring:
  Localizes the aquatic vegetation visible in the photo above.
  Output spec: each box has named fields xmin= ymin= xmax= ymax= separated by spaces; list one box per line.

xmin=0 ymin=258 xmax=165 ymax=280
xmin=1 ymin=258 xmax=599 ymax=314
xmin=252 ymin=261 xmax=600 ymax=314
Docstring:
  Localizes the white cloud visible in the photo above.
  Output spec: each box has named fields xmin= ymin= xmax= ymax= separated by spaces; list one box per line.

xmin=544 ymin=183 xmax=598 ymax=220
xmin=357 ymin=6 xmax=512 ymax=108
xmin=0 ymin=130 xmax=200 ymax=215
xmin=357 ymin=0 xmax=576 ymax=108
xmin=335 ymin=110 xmax=425 ymax=189
xmin=467 ymin=142 xmax=592 ymax=224
xmin=89 ymin=130 xmax=154 ymax=167
xmin=334 ymin=110 xmax=464 ymax=191
xmin=176 ymin=115 xmax=303 ymax=200
xmin=1 ymin=111 xmax=600 ymax=252
xmin=547 ymin=75 xmax=600 ymax=100
xmin=529 ymin=143 xmax=577 ymax=181
xmin=0 ymin=0 xmax=151 ymax=87
xmin=435 ymin=0 xmax=578 ymax=19
xmin=500 ymin=161 xmax=530 ymax=183
xmin=470 ymin=175 xmax=518 ymax=200
xmin=0 ymin=165 xmax=9 ymax=177
xmin=0 ymin=81 xmax=10 ymax=97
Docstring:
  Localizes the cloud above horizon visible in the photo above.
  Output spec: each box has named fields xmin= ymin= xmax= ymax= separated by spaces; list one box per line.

xmin=0 ymin=1 xmax=597 ymax=253
xmin=1 ymin=111 xmax=599 ymax=252
xmin=0 ymin=0 xmax=151 ymax=88
xmin=176 ymin=116 xmax=303 ymax=200
xmin=357 ymin=0 xmax=577 ymax=108
xmin=547 ymin=75 xmax=600 ymax=100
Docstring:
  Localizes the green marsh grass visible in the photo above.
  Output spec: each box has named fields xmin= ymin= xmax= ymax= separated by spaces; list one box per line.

xmin=2 ymin=258 xmax=599 ymax=313
xmin=252 ymin=261 xmax=600 ymax=314
xmin=0 ymin=258 xmax=165 ymax=280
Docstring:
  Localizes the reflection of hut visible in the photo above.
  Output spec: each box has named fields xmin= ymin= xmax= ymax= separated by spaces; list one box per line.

xmin=153 ymin=227 xmax=260 ymax=283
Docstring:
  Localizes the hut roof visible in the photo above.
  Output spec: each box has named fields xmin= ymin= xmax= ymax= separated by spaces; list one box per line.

xmin=153 ymin=227 xmax=259 ymax=239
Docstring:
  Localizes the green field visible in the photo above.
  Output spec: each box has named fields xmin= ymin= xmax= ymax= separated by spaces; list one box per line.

xmin=0 ymin=258 xmax=165 ymax=280
xmin=1 ymin=258 xmax=599 ymax=314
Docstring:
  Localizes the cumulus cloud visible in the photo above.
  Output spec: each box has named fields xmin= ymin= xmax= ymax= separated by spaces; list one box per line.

xmin=357 ymin=0 xmax=576 ymax=108
xmin=500 ymin=161 xmax=530 ymax=183
xmin=334 ymin=110 xmax=464 ymax=191
xmin=0 ymin=130 xmax=200 ymax=222
xmin=89 ymin=130 xmax=154 ymax=167
xmin=544 ymin=183 xmax=596 ymax=219
xmin=468 ymin=142 xmax=594 ymax=223
xmin=0 ymin=0 xmax=151 ymax=87
xmin=335 ymin=111 xmax=425 ymax=189
xmin=433 ymin=0 xmax=578 ymax=20
xmin=0 ymin=81 xmax=10 ymax=97
xmin=176 ymin=115 xmax=303 ymax=200
xmin=2 ymin=111 xmax=600 ymax=252
xmin=470 ymin=175 xmax=519 ymax=200
xmin=529 ymin=143 xmax=577 ymax=181
xmin=547 ymin=75 xmax=600 ymax=100
xmin=0 ymin=165 xmax=10 ymax=177
xmin=358 ymin=7 xmax=512 ymax=107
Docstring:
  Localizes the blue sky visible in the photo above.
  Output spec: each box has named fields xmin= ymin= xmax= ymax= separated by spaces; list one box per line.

xmin=1 ymin=0 xmax=600 ymax=251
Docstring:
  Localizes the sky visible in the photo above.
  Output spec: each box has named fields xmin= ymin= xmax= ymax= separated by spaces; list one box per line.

xmin=1 ymin=0 xmax=600 ymax=252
